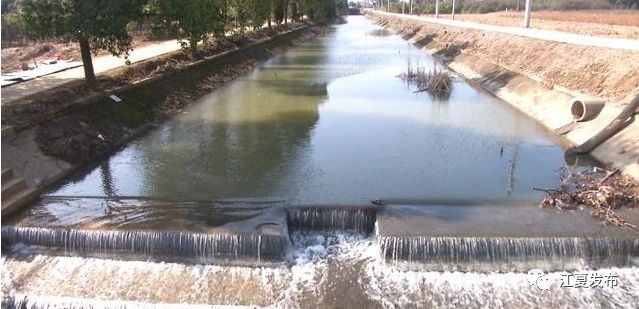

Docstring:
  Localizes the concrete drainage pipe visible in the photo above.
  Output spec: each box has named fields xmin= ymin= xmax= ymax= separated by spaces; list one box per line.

xmin=570 ymin=98 xmax=606 ymax=122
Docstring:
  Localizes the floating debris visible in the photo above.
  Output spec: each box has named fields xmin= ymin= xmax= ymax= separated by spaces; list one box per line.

xmin=535 ymin=168 xmax=639 ymax=228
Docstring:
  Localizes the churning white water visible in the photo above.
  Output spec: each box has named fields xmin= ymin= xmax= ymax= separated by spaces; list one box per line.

xmin=3 ymin=232 xmax=639 ymax=308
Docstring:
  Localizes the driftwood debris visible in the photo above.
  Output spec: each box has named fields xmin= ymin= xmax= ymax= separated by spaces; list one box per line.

xmin=536 ymin=168 xmax=639 ymax=228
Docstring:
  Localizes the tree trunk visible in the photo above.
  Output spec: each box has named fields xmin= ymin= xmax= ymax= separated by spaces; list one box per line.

xmin=292 ymin=2 xmax=298 ymax=22
xmin=79 ymin=37 xmax=96 ymax=87
xmin=189 ymin=37 xmax=198 ymax=56
xmin=268 ymin=0 xmax=272 ymax=28
xmin=283 ymin=0 xmax=288 ymax=25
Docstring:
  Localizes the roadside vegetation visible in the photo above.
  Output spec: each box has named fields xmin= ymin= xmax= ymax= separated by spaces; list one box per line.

xmin=1 ymin=0 xmax=347 ymax=86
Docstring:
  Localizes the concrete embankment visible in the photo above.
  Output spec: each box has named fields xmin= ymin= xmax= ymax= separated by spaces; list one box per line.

xmin=367 ymin=11 xmax=639 ymax=179
xmin=1 ymin=23 xmax=324 ymax=218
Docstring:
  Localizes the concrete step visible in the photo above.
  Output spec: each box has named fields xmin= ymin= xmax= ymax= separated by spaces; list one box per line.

xmin=1 ymin=169 xmax=14 ymax=183
xmin=2 ymin=177 xmax=26 ymax=201
xmin=1 ymin=187 xmax=39 ymax=219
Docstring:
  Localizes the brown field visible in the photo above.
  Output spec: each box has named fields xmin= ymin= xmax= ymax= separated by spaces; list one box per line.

xmin=431 ymin=10 xmax=639 ymax=39
xmin=496 ymin=10 xmax=639 ymax=27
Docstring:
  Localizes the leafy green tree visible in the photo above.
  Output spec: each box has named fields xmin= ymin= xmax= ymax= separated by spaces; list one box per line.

xmin=273 ymin=0 xmax=285 ymax=24
xmin=298 ymin=0 xmax=338 ymax=20
xmin=228 ymin=0 xmax=268 ymax=33
xmin=150 ymin=0 xmax=227 ymax=53
xmin=248 ymin=0 xmax=271 ymax=30
xmin=20 ymin=0 xmax=145 ymax=86
xmin=228 ymin=0 xmax=250 ymax=34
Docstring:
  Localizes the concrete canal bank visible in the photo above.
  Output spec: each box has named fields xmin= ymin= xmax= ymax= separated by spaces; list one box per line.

xmin=367 ymin=11 xmax=639 ymax=180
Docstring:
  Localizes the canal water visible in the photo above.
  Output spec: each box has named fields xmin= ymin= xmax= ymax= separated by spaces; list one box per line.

xmin=51 ymin=16 xmax=570 ymax=204
xmin=5 ymin=16 xmax=638 ymax=309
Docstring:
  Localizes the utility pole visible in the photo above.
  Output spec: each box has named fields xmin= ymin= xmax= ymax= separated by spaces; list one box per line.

xmin=435 ymin=0 xmax=439 ymax=18
xmin=452 ymin=0 xmax=456 ymax=20
xmin=524 ymin=0 xmax=532 ymax=28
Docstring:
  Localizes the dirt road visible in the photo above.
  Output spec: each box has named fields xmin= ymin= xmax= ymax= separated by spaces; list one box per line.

xmin=374 ymin=11 xmax=639 ymax=52
xmin=437 ymin=10 xmax=639 ymax=40
xmin=2 ymin=39 xmax=182 ymax=104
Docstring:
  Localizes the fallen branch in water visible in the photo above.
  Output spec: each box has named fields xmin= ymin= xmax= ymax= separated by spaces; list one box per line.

xmin=537 ymin=168 xmax=639 ymax=229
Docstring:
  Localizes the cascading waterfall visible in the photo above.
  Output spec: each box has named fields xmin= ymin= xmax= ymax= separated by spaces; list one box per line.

xmin=379 ymin=236 xmax=639 ymax=271
xmin=286 ymin=207 xmax=376 ymax=234
xmin=4 ymin=233 xmax=639 ymax=308
xmin=1 ymin=226 xmax=287 ymax=263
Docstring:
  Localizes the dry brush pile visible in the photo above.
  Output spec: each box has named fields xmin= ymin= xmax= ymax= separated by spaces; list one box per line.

xmin=536 ymin=168 xmax=639 ymax=228
xmin=399 ymin=65 xmax=452 ymax=97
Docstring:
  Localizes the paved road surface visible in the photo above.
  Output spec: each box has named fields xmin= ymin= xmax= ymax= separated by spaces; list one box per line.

xmin=1 ymin=39 xmax=181 ymax=104
xmin=374 ymin=11 xmax=639 ymax=52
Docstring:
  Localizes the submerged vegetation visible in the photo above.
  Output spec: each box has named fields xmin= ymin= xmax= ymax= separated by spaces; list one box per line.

xmin=536 ymin=168 xmax=639 ymax=228
xmin=399 ymin=64 xmax=452 ymax=97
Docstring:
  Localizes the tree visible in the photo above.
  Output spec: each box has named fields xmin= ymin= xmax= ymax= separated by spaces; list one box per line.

xmin=273 ymin=0 xmax=285 ymax=24
xmin=248 ymin=0 xmax=270 ymax=30
xmin=298 ymin=0 xmax=338 ymax=20
xmin=20 ymin=0 xmax=145 ymax=87
xmin=150 ymin=0 xmax=227 ymax=53
xmin=283 ymin=0 xmax=289 ymax=25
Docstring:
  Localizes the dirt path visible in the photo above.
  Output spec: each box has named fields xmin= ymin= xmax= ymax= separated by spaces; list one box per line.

xmin=374 ymin=11 xmax=639 ymax=52
xmin=436 ymin=10 xmax=639 ymax=40
xmin=2 ymin=39 xmax=182 ymax=104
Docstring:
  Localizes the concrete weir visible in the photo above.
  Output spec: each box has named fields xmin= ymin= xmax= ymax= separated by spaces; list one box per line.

xmin=376 ymin=204 xmax=639 ymax=271
xmin=287 ymin=205 xmax=376 ymax=233
xmin=2 ymin=197 xmax=292 ymax=265
xmin=2 ymin=197 xmax=639 ymax=271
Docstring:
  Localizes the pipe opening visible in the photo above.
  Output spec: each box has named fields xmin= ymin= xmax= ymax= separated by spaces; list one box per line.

xmin=570 ymin=98 xmax=605 ymax=122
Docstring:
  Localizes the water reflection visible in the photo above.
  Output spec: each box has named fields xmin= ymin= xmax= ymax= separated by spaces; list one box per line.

xmin=51 ymin=17 xmax=585 ymax=205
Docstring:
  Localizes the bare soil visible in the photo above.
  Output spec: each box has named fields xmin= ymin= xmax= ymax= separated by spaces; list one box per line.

xmin=431 ymin=10 xmax=639 ymax=39
xmin=374 ymin=15 xmax=639 ymax=107
xmin=1 ymin=37 xmax=159 ymax=74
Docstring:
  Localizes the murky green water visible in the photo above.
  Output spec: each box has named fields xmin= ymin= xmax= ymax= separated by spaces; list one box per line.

xmin=52 ymin=16 xmax=573 ymax=205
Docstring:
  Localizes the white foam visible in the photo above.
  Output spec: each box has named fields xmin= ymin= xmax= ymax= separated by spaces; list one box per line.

xmin=3 ymin=233 xmax=639 ymax=308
